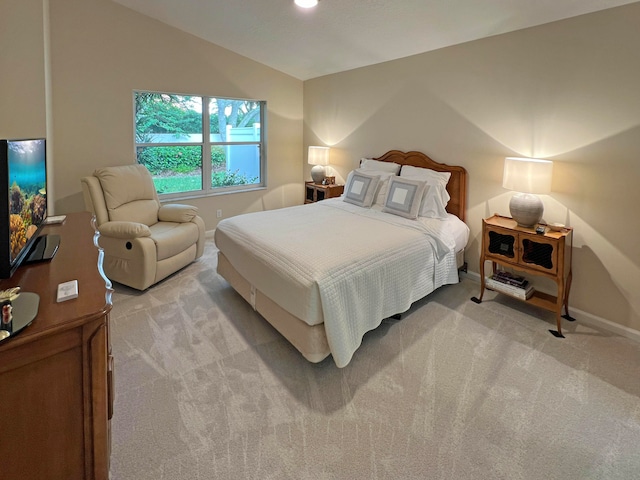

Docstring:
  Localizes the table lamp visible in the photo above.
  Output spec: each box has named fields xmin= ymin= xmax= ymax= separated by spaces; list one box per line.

xmin=502 ymin=157 xmax=553 ymax=227
xmin=308 ymin=146 xmax=330 ymax=184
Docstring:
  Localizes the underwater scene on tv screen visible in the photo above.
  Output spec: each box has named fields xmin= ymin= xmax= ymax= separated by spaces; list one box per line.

xmin=8 ymin=139 xmax=46 ymax=263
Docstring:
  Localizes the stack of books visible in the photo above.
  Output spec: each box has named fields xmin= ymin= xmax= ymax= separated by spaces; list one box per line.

xmin=485 ymin=270 xmax=535 ymax=300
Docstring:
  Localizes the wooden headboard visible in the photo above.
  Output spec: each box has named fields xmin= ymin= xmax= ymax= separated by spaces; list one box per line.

xmin=372 ymin=150 xmax=467 ymax=222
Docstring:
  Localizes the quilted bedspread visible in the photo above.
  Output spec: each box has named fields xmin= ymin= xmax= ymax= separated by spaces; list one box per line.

xmin=215 ymin=199 xmax=460 ymax=367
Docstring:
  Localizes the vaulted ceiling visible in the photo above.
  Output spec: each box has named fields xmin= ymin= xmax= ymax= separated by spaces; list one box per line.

xmin=112 ymin=0 xmax=639 ymax=80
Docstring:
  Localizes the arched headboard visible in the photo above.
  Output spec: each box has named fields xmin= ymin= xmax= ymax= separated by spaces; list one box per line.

xmin=372 ymin=150 xmax=467 ymax=222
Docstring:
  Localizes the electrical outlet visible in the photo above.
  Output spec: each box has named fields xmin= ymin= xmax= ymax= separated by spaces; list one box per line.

xmin=216 ymin=209 xmax=222 ymax=218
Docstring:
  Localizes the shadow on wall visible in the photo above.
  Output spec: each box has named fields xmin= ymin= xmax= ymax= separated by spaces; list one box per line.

xmin=55 ymin=191 xmax=87 ymax=215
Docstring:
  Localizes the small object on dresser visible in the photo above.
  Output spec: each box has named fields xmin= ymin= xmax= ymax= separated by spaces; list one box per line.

xmin=57 ymin=280 xmax=78 ymax=302
xmin=323 ymin=176 xmax=335 ymax=185
xmin=535 ymin=225 xmax=545 ymax=234
xmin=0 ymin=286 xmax=20 ymax=302
xmin=45 ymin=215 xmax=67 ymax=225
xmin=547 ymin=222 xmax=565 ymax=232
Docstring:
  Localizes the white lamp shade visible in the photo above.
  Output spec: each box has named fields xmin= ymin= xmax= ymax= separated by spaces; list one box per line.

xmin=502 ymin=157 xmax=553 ymax=194
xmin=502 ymin=157 xmax=553 ymax=227
xmin=308 ymin=146 xmax=330 ymax=166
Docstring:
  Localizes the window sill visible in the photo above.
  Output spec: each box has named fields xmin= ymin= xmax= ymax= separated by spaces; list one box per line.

xmin=159 ymin=185 xmax=266 ymax=203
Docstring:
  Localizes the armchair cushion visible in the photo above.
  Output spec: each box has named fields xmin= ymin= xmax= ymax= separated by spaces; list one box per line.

xmin=150 ymin=222 xmax=201 ymax=261
xmin=158 ymin=204 xmax=198 ymax=223
xmin=108 ymin=199 xmax=159 ymax=225
xmin=98 ymin=221 xmax=152 ymax=239
xmin=94 ymin=165 xmax=160 ymax=226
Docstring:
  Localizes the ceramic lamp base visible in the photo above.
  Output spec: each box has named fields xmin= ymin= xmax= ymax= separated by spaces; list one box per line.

xmin=509 ymin=192 xmax=543 ymax=227
xmin=310 ymin=165 xmax=326 ymax=184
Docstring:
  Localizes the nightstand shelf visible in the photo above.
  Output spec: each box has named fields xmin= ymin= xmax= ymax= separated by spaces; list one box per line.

xmin=471 ymin=214 xmax=574 ymax=337
xmin=305 ymin=181 xmax=344 ymax=203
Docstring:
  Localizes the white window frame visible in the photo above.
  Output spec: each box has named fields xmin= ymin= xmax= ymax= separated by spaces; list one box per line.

xmin=133 ymin=90 xmax=267 ymax=201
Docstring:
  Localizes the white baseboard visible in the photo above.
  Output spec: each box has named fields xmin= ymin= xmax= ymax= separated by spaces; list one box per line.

xmin=462 ymin=271 xmax=640 ymax=344
xmin=570 ymin=307 xmax=640 ymax=343
xmin=205 ymin=229 xmax=216 ymax=239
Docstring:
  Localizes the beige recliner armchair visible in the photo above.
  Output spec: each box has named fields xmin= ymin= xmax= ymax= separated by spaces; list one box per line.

xmin=81 ymin=164 xmax=205 ymax=290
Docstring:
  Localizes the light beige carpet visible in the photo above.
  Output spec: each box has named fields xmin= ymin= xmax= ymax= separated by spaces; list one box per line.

xmin=109 ymin=239 xmax=640 ymax=479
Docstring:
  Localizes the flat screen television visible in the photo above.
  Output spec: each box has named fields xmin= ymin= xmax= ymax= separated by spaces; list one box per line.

xmin=0 ymin=138 xmax=59 ymax=279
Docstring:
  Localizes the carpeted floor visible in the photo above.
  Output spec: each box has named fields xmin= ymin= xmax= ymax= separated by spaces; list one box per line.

xmin=108 ymin=239 xmax=640 ymax=479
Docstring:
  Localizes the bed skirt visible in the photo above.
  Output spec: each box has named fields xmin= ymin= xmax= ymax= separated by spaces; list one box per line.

xmin=217 ymin=248 xmax=466 ymax=364
xmin=217 ymin=252 xmax=331 ymax=363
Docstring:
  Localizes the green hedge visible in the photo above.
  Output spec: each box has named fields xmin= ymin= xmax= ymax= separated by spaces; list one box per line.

xmin=137 ymin=146 xmax=200 ymax=174
xmin=152 ymin=170 xmax=258 ymax=194
xmin=212 ymin=170 xmax=259 ymax=187
xmin=137 ymin=145 xmax=226 ymax=174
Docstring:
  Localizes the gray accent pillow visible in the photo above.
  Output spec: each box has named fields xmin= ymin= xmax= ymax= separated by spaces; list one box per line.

xmin=343 ymin=170 xmax=381 ymax=208
xmin=382 ymin=177 xmax=427 ymax=219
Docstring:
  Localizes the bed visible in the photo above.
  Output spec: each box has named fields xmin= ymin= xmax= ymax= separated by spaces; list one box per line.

xmin=214 ymin=150 xmax=468 ymax=367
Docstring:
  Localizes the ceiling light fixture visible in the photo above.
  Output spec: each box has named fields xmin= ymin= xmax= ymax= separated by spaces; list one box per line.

xmin=295 ymin=0 xmax=318 ymax=8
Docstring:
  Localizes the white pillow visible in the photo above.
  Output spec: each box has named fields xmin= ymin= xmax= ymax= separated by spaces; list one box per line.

xmin=343 ymin=170 xmax=381 ymax=208
xmin=360 ymin=158 xmax=401 ymax=174
xmin=382 ymin=177 xmax=427 ymax=219
xmin=420 ymin=184 xmax=450 ymax=219
xmin=400 ymin=164 xmax=451 ymax=185
xmin=400 ymin=165 xmax=451 ymax=218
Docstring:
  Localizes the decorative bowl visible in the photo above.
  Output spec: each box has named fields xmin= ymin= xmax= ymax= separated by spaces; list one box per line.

xmin=547 ymin=222 xmax=565 ymax=232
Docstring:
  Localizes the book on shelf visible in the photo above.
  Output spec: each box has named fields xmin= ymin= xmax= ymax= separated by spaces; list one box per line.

xmin=491 ymin=270 xmax=528 ymax=288
xmin=486 ymin=275 xmax=535 ymax=300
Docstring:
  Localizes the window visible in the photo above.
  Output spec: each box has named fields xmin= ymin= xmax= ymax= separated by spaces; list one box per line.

xmin=134 ymin=91 xmax=265 ymax=199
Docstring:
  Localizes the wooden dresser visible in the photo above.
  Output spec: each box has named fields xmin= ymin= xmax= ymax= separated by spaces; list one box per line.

xmin=0 ymin=212 xmax=113 ymax=480
xmin=304 ymin=181 xmax=344 ymax=203
xmin=472 ymin=214 xmax=573 ymax=337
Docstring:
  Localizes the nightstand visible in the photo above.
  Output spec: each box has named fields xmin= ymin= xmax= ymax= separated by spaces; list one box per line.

xmin=471 ymin=214 xmax=574 ymax=337
xmin=304 ymin=181 xmax=344 ymax=203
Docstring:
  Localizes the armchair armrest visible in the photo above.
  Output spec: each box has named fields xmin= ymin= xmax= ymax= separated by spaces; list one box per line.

xmin=98 ymin=221 xmax=152 ymax=239
xmin=158 ymin=204 xmax=198 ymax=223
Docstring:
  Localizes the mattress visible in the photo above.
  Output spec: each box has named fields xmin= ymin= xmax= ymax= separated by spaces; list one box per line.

xmin=215 ymin=198 xmax=468 ymax=367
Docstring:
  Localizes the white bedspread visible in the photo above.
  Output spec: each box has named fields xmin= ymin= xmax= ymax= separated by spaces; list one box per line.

xmin=215 ymin=199 xmax=461 ymax=367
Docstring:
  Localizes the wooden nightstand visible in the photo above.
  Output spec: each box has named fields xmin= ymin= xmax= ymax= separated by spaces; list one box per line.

xmin=305 ymin=181 xmax=344 ymax=203
xmin=471 ymin=214 xmax=574 ymax=337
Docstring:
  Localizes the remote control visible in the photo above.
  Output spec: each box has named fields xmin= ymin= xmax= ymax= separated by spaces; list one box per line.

xmin=57 ymin=280 xmax=78 ymax=302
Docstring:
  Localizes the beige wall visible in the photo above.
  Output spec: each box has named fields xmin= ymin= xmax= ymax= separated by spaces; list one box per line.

xmin=0 ymin=0 xmax=47 ymax=137
xmin=42 ymin=0 xmax=303 ymax=225
xmin=304 ymin=4 xmax=640 ymax=333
